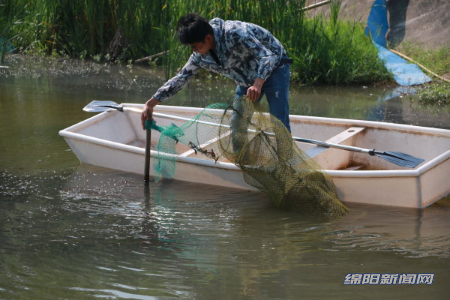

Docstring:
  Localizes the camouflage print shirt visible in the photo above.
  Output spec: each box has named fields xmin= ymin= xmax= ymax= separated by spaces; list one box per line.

xmin=153 ymin=18 xmax=287 ymax=102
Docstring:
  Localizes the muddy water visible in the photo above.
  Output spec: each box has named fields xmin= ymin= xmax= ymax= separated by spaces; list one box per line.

xmin=1 ymin=55 xmax=449 ymax=299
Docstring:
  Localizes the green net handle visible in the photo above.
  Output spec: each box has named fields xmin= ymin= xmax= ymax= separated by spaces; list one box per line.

xmin=145 ymin=119 xmax=162 ymax=131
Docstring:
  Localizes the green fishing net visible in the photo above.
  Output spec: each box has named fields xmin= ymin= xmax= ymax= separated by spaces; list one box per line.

xmin=148 ymin=99 xmax=348 ymax=216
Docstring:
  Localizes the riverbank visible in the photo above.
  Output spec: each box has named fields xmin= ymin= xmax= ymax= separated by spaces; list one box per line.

xmin=1 ymin=0 xmax=391 ymax=85
xmin=1 ymin=0 xmax=448 ymax=93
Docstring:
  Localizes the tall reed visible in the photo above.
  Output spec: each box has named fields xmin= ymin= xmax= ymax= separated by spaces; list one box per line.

xmin=1 ymin=0 xmax=391 ymax=84
xmin=0 ymin=0 xmax=15 ymax=64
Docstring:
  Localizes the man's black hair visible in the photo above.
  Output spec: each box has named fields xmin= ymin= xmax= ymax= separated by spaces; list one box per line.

xmin=177 ymin=13 xmax=213 ymax=44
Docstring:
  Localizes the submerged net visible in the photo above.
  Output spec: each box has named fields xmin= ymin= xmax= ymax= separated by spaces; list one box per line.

xmin=149 ymin=100 xmax=348 ymax=217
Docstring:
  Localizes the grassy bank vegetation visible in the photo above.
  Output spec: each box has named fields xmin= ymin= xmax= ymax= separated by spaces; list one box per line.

xmin=416 ymin=83 xmax=450 ymax=106
xmin=1 ymin=0 xmax=390 ymax=84
xmin=394 ymin=43 xmax=450 ymax=80
xmin=393 ymin=43 xmax=450 ymax=105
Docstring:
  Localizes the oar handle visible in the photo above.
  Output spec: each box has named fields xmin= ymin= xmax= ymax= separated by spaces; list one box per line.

xmin=292 ymin=137 xmax=372 ymax=154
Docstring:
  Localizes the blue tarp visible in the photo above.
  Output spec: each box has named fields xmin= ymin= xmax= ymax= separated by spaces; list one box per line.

xmin=365 ymin=0 xmax=431 ymax=86
xmin=364 ymin=0 xmax=389 ymax=47
xmin=374 ymin=42 xmax=431 ymax=86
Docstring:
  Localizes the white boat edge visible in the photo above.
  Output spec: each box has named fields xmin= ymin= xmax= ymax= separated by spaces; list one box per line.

xmin=59 ymin=103 xmax=450 ymax=209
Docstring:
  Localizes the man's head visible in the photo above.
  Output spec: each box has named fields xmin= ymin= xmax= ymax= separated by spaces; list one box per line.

xmin=177 ymin=13 xmax=214 ymax=55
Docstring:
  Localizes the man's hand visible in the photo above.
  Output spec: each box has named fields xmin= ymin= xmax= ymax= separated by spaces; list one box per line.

xmin=247 ymin=78 xmax=265 ymax=101
xmin=141 ymin=97 xmax=160 ymax=130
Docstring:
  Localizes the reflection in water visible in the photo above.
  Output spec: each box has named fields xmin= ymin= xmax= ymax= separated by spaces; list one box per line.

xmin=1 ymin=55 xmax=450 ymax=299
xmin=1 ymin=167 xmax=450 ymax=299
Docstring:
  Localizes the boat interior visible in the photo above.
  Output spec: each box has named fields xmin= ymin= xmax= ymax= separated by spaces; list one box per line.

xmin=72 ymin=106 xmax=449 ymax=172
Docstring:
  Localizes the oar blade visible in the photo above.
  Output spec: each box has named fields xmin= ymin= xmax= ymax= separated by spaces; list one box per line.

xmin=375 ymin=151 xmax=425 ymax=168
xmin=83 ymin=100 xmax=122 ymax=112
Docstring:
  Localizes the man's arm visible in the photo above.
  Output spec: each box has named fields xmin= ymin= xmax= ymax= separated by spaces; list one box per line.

xmin=152 ymin=55 xmax=200 ymax=102
xmin=141 ymin=55 xmax=200 ymax=130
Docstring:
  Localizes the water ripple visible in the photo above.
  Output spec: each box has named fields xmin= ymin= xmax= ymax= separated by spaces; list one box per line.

xmin=1 ymin=168 xmax=450 ymax=299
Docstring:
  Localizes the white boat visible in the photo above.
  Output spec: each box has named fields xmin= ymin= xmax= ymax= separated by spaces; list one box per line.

xmin=59 ymin=103 xmax=450 ymax=209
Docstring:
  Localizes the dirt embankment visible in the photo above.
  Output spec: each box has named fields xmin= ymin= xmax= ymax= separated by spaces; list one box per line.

xmin=310 ymin=0 xmax=449 ymax=49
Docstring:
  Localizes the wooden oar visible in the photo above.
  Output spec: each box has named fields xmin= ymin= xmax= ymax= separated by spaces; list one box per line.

xmin=82 ymin=101 xmax=425 ymax=168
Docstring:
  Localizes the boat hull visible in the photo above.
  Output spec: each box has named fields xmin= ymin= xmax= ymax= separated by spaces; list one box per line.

xmin=59 ymin=104 xmax=450 ymax=208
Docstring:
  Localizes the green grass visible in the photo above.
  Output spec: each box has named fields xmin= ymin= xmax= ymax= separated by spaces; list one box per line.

xmin=394 ymin=42 xmax=450 ymax=80
xmin=1 ymin=0 xmax=391 ymax=84
xmin=416 ymin=83 xmax=450 ymax=106
xmin=393 ymin=43 xmax=450 ymax=106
